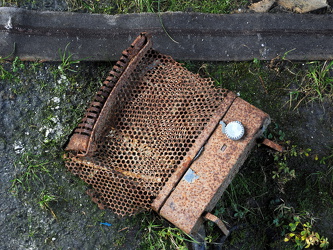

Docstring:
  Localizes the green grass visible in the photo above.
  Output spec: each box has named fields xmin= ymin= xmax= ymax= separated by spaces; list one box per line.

xmin=288 ymin=61 xmax=333 ymax=109
xmin=10 ymin=153 xmax=54 ymax=193
xmin=0 ymin=63 xmax=15 ymax=80
xmin=1 ymin=0 xmax=249 ymax=14
xmin=137 ymin=213 xmax=198 ymax=250
xmin=57 ymin=43 xmax=82 ymax=75
xmin=38 ymin=191 xmax=59 ymax=218
xmin=0 ymin=44 xmax=17 ymax=80
xmin=132 ymin=0 xmax=249 ymax=14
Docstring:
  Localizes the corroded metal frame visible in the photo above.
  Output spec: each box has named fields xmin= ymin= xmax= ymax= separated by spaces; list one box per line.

xmin=65 ymin=32 xmax=279 ymax=237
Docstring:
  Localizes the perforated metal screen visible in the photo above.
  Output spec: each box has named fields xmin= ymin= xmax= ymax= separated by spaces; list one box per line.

xmin=65 ymin=33 xmax=229 ymax=216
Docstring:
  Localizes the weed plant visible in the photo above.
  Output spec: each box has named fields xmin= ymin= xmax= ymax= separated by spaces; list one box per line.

xmin=38 ymin=191 xmax=59 ymax=219
xmin=284 ymin=216 xmax=329 ymax=249
xmin=57 ymin=43 xmax=81 ymax=75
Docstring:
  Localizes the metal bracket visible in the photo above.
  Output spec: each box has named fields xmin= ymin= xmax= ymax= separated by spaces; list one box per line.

xmin=203 ymin=212 xmax=229 ymax=236
xmin=260 ymin=138 xmax=284 ymax=152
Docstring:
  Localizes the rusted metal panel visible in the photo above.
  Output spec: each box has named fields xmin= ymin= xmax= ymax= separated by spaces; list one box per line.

xmin=159 ymin=98 xmax=270 ymax=234
xmin=65 ymin=33 xmax=151 ymax=156
xmin=65 ymin=33 xmax=234 ymax=216
xmin=1 ymin=7 xmax=333 ymax=61
xmin=63 ymin=33 xmax=278 ymax=237
xmin=151 ymin=91 xmax=237 ymax=213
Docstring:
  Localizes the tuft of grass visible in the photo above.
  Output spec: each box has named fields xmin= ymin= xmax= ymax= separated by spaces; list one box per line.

xmin=0 ymin=64 xmax=15 ymax=80
xmin=306 ymin=61 xmax=333 ymax=101
xmin=288 ymin=60 xmax=333 ymax=109
xmin=138 ymin=213 xmax=198 ymax=249
xmin=27 ymin=214 xmax=37 ymax=237
xmin=10 ymin=153 xmax=54 ymax=193
xmin=57 ymin=43 xmax=81 ymax=75
xmin=38 ymin=191 xmax=58 ymax=218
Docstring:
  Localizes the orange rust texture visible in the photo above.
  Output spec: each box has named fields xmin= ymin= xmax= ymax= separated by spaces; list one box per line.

xmin=261 ymin=138 xmax=284 ymax=152
xmin=64 ymin=133 xmax=89 ymax=153
xmin=159 ymin=98 xmax=270 ymax=235
xmin=203 ymin=212 xmax=229 ymax=236
xmin=65 ymin=33 xmax=150 ymax=156
xmin=65 ymin=34 xmax=232 ymax=216
xmin=151 ymin=91 xmax=237 ymax=212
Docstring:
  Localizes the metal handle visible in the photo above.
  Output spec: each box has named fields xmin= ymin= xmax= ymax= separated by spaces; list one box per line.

xmin=260 ymin=138 xmax=284 ymax=152
xmin=203 ymin=212 xmax=230 ymax=236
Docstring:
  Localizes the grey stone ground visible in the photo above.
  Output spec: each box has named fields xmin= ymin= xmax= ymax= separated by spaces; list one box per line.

xmin=0 ymin=60 xmax=142 ymax=249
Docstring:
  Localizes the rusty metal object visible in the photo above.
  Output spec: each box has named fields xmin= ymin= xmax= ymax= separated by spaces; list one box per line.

xmin=203 ymin=213 xmax=229 ymax=236
xmin=65 ymin=32 xmax=233 ymax=216
xmin=66 ymin=33 xmax=151 ymax=156
xmin=151 ymin=92 xmax=237 ymax=212
xmin=260 ymin=138 xmax=284 ymax=152
xmin=158 ymin=98 xmax=270 ymax=234
xmin=65 ymin=33 xmax=277 ymax=236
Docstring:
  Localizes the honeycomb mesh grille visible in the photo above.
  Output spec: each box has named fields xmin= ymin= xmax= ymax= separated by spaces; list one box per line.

xmin=65 ymin=37 xmax=228 ymax=216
